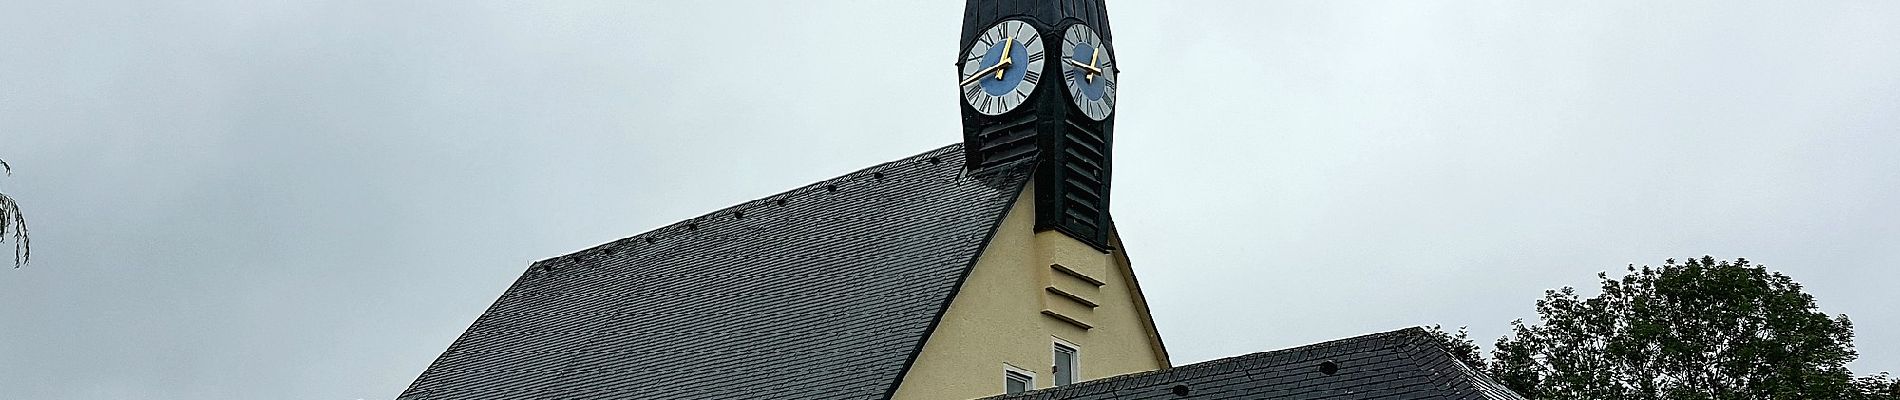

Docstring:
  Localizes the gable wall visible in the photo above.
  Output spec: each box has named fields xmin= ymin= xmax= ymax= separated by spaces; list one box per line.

xmin=890 ymin=182 xmax=1168 ymax=400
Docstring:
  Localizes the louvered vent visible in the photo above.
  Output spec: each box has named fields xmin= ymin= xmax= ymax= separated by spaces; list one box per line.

xmin=1035 ymin=121 xmax=1112 ymax=249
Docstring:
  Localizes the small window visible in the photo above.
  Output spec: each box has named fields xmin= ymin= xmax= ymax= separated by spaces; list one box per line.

xmin=1005 ymin=370 xmax=1034 ymax=394
xmin=1054 ymin=342 xmax=1079 ymax=386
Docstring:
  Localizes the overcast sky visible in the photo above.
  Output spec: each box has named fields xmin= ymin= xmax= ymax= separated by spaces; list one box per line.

xmin=3 ymin=1 xmax=1898 ymax=399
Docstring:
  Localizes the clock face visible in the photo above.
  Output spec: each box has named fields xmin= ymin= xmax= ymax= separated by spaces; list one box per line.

xmin=1060 ymin=24 xmax=1117 ymax=121
xmin=959 ymin=20 xmax=1046 ymax=116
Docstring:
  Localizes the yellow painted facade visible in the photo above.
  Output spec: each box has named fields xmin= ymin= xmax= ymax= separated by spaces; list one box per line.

xmin=889 ymin=182 xmax=1170 ymax=400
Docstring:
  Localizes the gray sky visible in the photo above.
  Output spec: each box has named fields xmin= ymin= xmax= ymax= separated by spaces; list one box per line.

xmin=3 ymin=1 xmax=1898 ymax=399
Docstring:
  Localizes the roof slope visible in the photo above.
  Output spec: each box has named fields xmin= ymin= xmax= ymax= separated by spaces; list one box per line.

xmin=399 ymin=144 xmax=1032 ymax=400
xmin=984 ymin=327 xmax=1527 ymax=400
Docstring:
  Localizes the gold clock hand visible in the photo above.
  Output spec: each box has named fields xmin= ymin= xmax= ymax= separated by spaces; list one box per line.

xmin=960 ymin=61 xmax=1011 ymax=87
xmin=1086 ymin=47 xmax=1101 ymax=83
xmin=995 ymin=36 xmax=1015 ymax=80
xmin=1064 ymin=59 xmax=1102 ymax=74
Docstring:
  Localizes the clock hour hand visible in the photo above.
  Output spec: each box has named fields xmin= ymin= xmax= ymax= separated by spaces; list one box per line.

xmin=1068 ymin=47 xmax=1105 ymax=83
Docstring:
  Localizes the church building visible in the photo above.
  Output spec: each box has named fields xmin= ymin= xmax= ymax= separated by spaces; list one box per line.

xmin=398 ymin=1 xmax=1527 ymax=399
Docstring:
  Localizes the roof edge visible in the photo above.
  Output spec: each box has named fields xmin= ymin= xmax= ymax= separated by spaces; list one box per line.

xmin=529 ymin=144 xmax=970 ymax=270
xmin=1398 ymin=327 xmax=1529 ymax=399
xmin=878 ymin=159 xmax=1036 ymax=400
xmin=978 ymin=327 xmax=1437 ymax=400
xmin=1105 ymin=222 xmax=1171 ymax=368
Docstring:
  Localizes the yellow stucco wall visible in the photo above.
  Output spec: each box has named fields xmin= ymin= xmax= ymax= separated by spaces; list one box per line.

xmin=889 ymin=182 xmax=1169 ymax=400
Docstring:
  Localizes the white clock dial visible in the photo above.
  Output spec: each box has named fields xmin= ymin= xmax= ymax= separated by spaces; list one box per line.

xmin=1060 ymin=24 xmax=1116 ymax=121
xmin=959 ymin=20 xmax=1046 ymax=116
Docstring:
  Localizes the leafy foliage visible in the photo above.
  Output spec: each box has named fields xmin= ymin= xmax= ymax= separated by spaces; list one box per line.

xmin=0 ymin=158 xmax=26 ymax=268
xmin=1427 ymin=324 xmax=1486 ymax=371
xmin=1475 ymin=256 xmax=1878 ymax=399
xmin=1852 ymin=373 xmax=1900 ymax=400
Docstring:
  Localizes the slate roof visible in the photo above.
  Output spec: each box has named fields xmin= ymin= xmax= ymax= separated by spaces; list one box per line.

xmin=399 ymin=144 xmax=1033 ymax=399
xmin=982 ymin=327 xmax=1527 ymax=400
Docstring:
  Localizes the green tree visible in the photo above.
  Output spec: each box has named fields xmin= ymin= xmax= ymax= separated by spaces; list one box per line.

xmin=1487 ymin=256 xmax=1866 ymax=399
xmin=0 ymin=158 xmax=26 ymax=268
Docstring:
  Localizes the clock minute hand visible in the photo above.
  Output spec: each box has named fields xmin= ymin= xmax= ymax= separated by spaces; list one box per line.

xmin=959 ymin=61 xmax=1011 ymax=87
xmin=1065 ymin=58 xmax=1102 ymax=83
xmin=1064 ymin=59 xmax=1102 ymax=74
xmin=994 ymin=37 xmax=1015 ymax=80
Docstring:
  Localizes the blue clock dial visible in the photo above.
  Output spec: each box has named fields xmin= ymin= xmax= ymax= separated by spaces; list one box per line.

xmin=976 ymin=38 xmax=1031 ymax=96
xmin=959 ymin=20 xmax=1046 ymax=116
xmin=1060 ymin=24 xmax=1116 ymax=121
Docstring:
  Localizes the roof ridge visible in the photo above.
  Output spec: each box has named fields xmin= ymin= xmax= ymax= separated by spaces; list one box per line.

xmin=980 ymin=327 xmax=1534 ymax=400
xmin=985 ymin=327 xmax=1428 ymax=399
xmin=1177 ymin=326 xmax=1424 ymax=371
xmin=878 ymin=159 xmax=1035 ymax=399
xmin=531 ymin=143 xmax=968 ymax=269
xmin=1394 ymin=328 xmax=1529 ymax=400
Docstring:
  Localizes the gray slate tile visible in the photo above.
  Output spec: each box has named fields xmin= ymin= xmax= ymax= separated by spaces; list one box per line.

xmin=399 ymin=144 xmax=1032 ymax=400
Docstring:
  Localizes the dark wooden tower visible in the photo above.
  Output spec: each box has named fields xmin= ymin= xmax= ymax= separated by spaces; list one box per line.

xmin=957 ymin=0 xmax=1118 ymax=250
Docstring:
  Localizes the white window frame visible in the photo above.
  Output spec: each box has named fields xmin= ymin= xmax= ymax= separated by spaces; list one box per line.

xmin=1004 ymin=363 xmax=1037 ymax=394
xmin=1053 ymin=336 xmax=1081 ymax=386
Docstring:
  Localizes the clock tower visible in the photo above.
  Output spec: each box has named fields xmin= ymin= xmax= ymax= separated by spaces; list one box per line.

xmin=956 ymin=0 xmax=1118 ymax=250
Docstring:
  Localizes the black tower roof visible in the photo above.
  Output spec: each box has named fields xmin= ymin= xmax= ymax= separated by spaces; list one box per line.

xmin=959 ymin=0 xmax=1113 ymax=49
